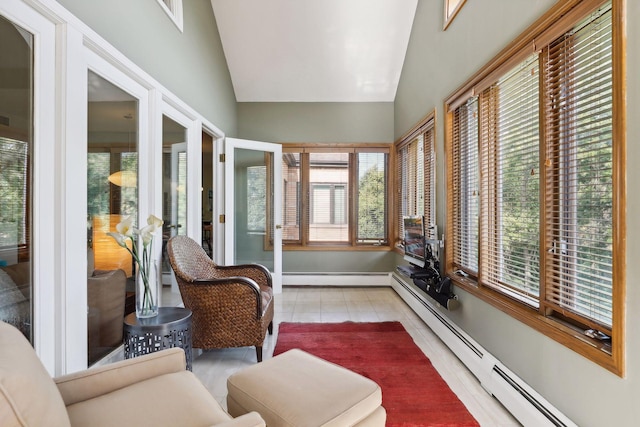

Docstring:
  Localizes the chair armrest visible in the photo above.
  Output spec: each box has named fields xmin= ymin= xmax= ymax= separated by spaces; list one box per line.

xmin=193 ymin=277 xmax=263 ymax=318
xmin=215 ymin=264 xmax=272 ymax=290
xmin=55 ymin=348 xmax=186 ymax=406
xmin=212 ymin=412 xmax=266 ymax=427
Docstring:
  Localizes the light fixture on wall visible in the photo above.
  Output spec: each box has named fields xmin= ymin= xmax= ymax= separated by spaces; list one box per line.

xmin=108 ymin=170 xmax=137 ymax=187
xmin=108 ymin=112 xmax=137 ymax=187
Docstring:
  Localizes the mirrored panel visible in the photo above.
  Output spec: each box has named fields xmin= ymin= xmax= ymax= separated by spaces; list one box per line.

xmin=0 ymin=15 xmax=34 ymax=343
xmin=87 ymin=71 xmax=138 ymax=365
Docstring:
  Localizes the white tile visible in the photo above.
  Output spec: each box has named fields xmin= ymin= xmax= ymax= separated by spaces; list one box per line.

xmin=321 ymin=311 xmax=352 ymax=322
xmin=321 ymin=301 xmax=349 ymax=312
xmin=346 ymin=300 xmax=375 ymax=312
xmin=293 ymin=301 xmax=322 ymax=313
xmin=319 ymin=290 xmax=346 ymax=301
xmin=190 ymin=285 xmax=517 ymax=426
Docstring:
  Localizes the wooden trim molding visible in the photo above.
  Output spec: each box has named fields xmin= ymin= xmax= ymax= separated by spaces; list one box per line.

xmin=444 ymin=0 xmax=626 ymax=376
xmin=443 ymin=0 xmax=467 ymax=30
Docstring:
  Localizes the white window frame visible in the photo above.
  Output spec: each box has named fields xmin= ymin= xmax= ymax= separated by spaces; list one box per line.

xmin=157 ymin=0 xmax=184 ymax=32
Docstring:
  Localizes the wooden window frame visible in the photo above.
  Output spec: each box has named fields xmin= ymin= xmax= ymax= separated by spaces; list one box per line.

xmin=443 ymin=0 xmax=467 ymax=30
xmin=276 ymin=143 xmax=391 ymax=251
xmin=394 ymin=111 xmax=437 ymax=253
xmin=444 ymin=0 xmax=626 ymax=376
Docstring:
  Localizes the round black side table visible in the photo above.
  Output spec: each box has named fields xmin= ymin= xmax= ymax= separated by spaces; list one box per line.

xmin=123 ymin=307 xmax=193 ymax=371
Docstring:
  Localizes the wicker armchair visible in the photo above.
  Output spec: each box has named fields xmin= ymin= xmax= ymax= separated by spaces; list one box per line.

xmin=167 ymin=235 xmax=274 ymax=362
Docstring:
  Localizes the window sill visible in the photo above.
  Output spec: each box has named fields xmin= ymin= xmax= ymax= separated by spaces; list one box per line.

xmin=448 ymin=273 xmax=621 ymax=376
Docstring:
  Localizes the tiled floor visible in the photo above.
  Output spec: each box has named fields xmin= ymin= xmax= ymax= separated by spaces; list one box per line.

xmin=167 ymin=285 xmax=521 ymax=426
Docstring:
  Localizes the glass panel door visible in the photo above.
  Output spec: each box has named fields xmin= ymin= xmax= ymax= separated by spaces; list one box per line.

xmin=161 ymin=115 xmax=187 ymax=285
xmin=86 ymin=71 xmax=139 ymax=365
xmin=0 ymin=14 xmax=33 ymax=342
xmin=224 ymin=138 xmax=282 ymax=293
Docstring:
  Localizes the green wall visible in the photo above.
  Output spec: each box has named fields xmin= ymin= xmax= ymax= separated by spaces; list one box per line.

xmin=284 ymin=251 xmax=394 ymax=273
xmin=238 ymin=102 xmax=394 ymax=143
xmin=394 ymin=1 xmax=640 ymax=426
xmin=57 ymin=0 xmax=237 ymax=134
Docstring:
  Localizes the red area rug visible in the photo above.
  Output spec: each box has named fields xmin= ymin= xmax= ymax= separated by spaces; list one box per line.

xmin=273 ymin=321 xmax=479 ymax=427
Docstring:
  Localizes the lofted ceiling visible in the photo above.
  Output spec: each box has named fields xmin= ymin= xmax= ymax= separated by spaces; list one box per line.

xmin=210 ymin=0 xmax=418 ymax=103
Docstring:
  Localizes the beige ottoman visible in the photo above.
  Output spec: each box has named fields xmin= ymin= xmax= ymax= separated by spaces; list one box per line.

xmin=227 ymin=349 xmax=386 ymax=427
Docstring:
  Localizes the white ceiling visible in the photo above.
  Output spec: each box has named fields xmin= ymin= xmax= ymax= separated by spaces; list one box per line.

xmin=211 ymin=0 xmax=418 ymax=103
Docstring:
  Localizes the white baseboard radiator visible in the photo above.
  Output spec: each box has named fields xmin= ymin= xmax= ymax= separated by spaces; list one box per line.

xmin=391 ymin=274 xmax=577 ymax=427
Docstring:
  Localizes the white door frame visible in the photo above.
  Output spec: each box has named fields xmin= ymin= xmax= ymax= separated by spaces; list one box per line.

xmin=3 ymin=0 xmax=226 ymax=375
xmin=0 ymin=0 xmax=57 ymax=374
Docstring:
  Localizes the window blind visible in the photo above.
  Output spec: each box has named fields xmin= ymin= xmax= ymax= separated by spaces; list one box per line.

xmin=396 ymin=139 xmax=419 ymax=244
xmin=396 ymin=116 xmax=433 ymax=246
xmin=0 ymin=138 xmax=29 ymax=248
xmin=423 ymin=127 xmax=436 ymax=229
xmin=480 ymin=54 xmax=540 ymax=304
xmin=282 ymin=152 xmax=301 ymax=242
xmin=87 ymin=152 xmax=111 ymax=217
xmin=542 ymin=2 xmax=613 ymax=328
xmin=451 ymin=98 xmax=479 ymax=274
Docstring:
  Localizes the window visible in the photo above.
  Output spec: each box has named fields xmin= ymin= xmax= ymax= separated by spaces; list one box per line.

xmin=396 ymin=113 xmax=436 ymax=246
xmin=282 ymin=153 xmax=301 ymax=241
xmin=157 ymin=0 xmax=184 ymax=32
xmin=542 ymin=5 xmax=614 ymax=327
xmin=443 ymin=0 xmax=467 ymax=30
xmin=278 ymin=145 xmax=389 ymax=248
xmin=247 ymin=165 xmax=267 ymax=232
xmin=357 ymin=152 xmax=388 ymax=244
xmin=308 ymin=153 xmax=349 ymax=243
xmin=445 ymin=0 xmax=624 ymax=375
xmin=450 ymin=100 xmax=478 ymax=273
xmin=480 ymin=53 xmax=540 ymax=305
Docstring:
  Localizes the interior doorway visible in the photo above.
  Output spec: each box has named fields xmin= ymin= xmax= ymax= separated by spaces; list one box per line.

xmin=202 ymin=131 xmax=214 ymax=258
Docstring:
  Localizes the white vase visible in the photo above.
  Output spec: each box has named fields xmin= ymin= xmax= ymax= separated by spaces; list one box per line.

xmin=135 ymin=260 xmax=160 ymax=318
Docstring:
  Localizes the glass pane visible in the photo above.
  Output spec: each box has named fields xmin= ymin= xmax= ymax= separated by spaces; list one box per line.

xmin=234 ymin=148 xmax=274 ymax=270
xmin=247 ymin=166 xmax=266 ymax=232
xmin=0 ymin=16 xmax=33 ymax=342
xmin=357 ymin=152 xmax=387 ymax=244
xmin=481 ymin=54 xmax=540 ymax=303
xmin=308 ymin=153 xmax=349 ymax=242
xmin=282 ymin=153 xmax=301 ymax=242
xmin=452 ymin=98 xmax=479 ymax=273
xmin=161 ymin=116 xmax=187 ymax=280
xmin=544 ymin=4 xmax=613 ymax=326
xmin=87 ymin=71 xmax=138 ymax=365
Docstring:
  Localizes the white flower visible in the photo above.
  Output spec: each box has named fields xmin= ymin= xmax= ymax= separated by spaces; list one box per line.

xmin=106 ymin=231 xmax=127 ymax=248
xmin=116 ymin=216 xmax=135 ymax=237
xmin=147 ymin=214 xmax=164 ymax=229
xmin=139 ymin=224 xmax=155 ymax=247
xmin=106 ymin=214 xmax=164 ymax=316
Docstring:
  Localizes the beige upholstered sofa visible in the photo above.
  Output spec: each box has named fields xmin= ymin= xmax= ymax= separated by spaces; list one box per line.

xmin=0 ymin=321 xmax=265 ymax=427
